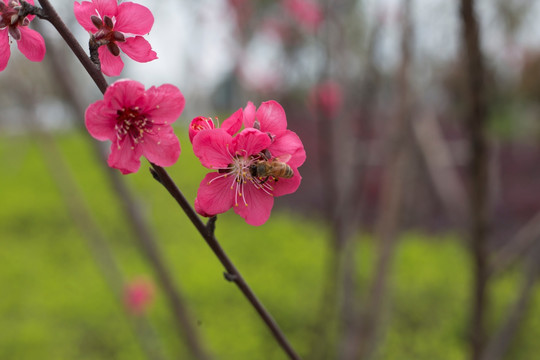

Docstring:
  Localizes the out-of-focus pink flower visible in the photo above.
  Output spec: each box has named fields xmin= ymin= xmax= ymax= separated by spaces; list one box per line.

xmin=0 ymin=0 xmax=45 ymax=71
xmin=74 ymin=0 xmax=157 ymax=76
xmin=188 ymin=108 xmax=243 ymax=143
xmin=193 ymin=126 xmax=303 ymax=226
xmin=282 ymin=0 xmax=323 ymax=32
xmin=309 ymin=80 xmax=343 ymax=118
xmin=243 ymin=100 xmax=306 ymax=169
xmin=85 ymin=79 xmax=184 ymax=174
xmin=124 ymin=277 xmax=154 ymax=315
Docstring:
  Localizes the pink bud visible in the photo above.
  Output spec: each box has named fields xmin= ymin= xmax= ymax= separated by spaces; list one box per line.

xmin=124 ymin=277 xmax=155 ymax=315
xmin=309 ymin=81 xmax=343 ymax=119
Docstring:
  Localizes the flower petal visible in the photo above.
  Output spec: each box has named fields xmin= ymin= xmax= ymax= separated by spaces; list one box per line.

xmin=189 ymin=116 xmax=214 ymax=143
xmin=115 ymin=2 xmax=153 ymax=34
xmin=221 ymin=108 xmax=243 ymax=136
xmin=194 ymin=198 xmax=212 ymax=217
xmin=85 ymin=100 xmax=117 ymax=141
xmin=118 ymin=36 xmax=157 ymax=63
xmin=107 ymin=136 xmax=143 ymax=174
xmin=99 ymin=46 xmax=124 ymax=76
xmin=233 ymin=128 xmax=271 ymax=156
xmin=193 ymin=129 xmax=233 ymax=169
xmin=103 ymin=79 xmax=145 ymax=111
xmin=17 ymin=27 xmax=45 ymax=62
xmin=195 ymin=172 xmax=235 ymax=216
xmin=73 ymin=1 xmax=99 ymax=32
xmin=0 ymin=29 xmax=10 ymax=72
xmin=269 ymin=130 xmax=306 ymax=168
xmin=233 ymin=182 xmax=274 ymax=226
xmin=143 ymin=84 xmax=184 ymax=124
xmin=255 ymin=100 xmax=287 ymax=134
xmin=272 ymin=167 xmax=301 ymax=197
xmin=140 ymin=127 xmax=181 ymax=167
xmin=243 ymin=101 xmax=256 ymax=127
xmin=92 ymin=0 xmax=117 ymax=17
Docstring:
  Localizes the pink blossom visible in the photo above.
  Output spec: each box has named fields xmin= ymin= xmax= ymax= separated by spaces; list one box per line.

xmin=282 ymin=0 xmax=323 ymax=32
xmin=85 ymin=79 xmax=184 ymax=174
xmin=309 ymin=80 xmax=343 ymax=118
xmin=243 ymin=100 xmax=306 ymax=169
xmin=193 ymin=127 xmax=302 ymax=226
xmin=188 ymin=108 xmax=243 ymax=143
xmin=74 ymin=0 xmax=157 ymax=76
xmin=124 ymin=277 xmax=155 ymax=315
xmin=0 ymin=0 xmax=45 ymax=71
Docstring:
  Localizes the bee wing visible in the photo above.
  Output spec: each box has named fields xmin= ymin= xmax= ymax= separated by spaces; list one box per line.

xmin=276 ymin=154 xmax=292 ymax=163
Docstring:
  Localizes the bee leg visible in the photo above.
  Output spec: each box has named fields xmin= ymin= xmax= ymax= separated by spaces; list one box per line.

xmin=259 ymin=176 xmax=270 ymax=185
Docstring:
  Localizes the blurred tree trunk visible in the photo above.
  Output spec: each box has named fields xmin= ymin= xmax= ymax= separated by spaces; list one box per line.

xmin=353 ymin=0 xmax=414 ymax=358
xmin=459 ymin=1 xmax=490 ymax=360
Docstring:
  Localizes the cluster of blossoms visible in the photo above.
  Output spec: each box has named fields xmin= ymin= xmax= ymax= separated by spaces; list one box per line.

xmin=1 ymin=0 xmax=306 ymax=226
xmin=190 ymin=101 xmax=306 ymax=226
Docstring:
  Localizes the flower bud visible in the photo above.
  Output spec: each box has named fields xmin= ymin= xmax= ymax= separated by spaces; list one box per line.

xmin=107 ymin=42 xmax=120 ymax=56
xmin=8 ymin=26 xmax=21 ymax=41
xmin=113 ymin=31 xmax=126 ymax=42
xmin=91 ymin=15 xmax=103 ymax=29
xmin=103 ymin=15 xmax=114 ymax=29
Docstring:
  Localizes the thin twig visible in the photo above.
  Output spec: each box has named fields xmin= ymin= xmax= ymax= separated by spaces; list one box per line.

xmin=35 ymin=0 xmax=301 ymax=358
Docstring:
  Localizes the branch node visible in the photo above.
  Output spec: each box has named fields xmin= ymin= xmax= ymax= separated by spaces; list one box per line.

xmin=223 ymin=272 xmax=238 ymax=282
xmin=89 ymin=37 xmax=101 ymax=70
xmin=206 ymin=216 xmax=217 ymax=236
xmin=149 ymin=167 xmax=162 ymax=184
xmin=19 ymin=0 xmax=47 ymax=20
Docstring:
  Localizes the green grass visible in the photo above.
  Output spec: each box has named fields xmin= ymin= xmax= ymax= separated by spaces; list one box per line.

xmin=1 ymin=130 xmax=540 ymax=359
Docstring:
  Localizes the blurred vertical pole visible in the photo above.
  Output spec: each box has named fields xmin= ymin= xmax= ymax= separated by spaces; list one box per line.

xmin=354 ymin=0 xmax=413 ymax=358
xmin=29 ymin=122 xmax=168 ymax=360
xmin=459 ymin=1 xmax=490 ymax=360
xmin=307 ymin=0 xmax=343 ymax=357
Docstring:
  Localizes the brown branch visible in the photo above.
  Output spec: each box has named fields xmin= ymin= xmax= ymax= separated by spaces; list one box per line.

xmin=35 ymin=1 xmax=301 ymax=358
xmin=459 ymin=1 xmax=490 ymax=359
xmin=482 ymin=242 xmax=540 ymax=360
xmin=490 ymin=212 xmax=540 ymax=276
xmin=412 ymin=112 xmax=469 ymax=226
xmin=354 ymin=1 xmax=414 ymax=358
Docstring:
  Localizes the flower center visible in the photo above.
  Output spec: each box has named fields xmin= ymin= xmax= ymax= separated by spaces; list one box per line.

xmin=115 ymin=107 xmax=152 ymax=147
xmin=0 ymin=0 xmax=30 ymax=41
xmin=90 ymin=15 xmax=125 ymax=56
xmin=210 ymin=151 xmax=275 ymax=207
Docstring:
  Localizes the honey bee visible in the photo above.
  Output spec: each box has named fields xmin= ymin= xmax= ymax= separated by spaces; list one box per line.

xmin=250 ymin=158 xmax=294 ymax=182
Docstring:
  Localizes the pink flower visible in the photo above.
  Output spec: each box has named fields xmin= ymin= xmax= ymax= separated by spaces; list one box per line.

xmin=193 ymin=127 xmax=303 ymax=226
xmin=124 ymin=277 xmax=155 ymax=315
xmin=243 ymin=100 xmax=306 ymax=169
xmin=74 ymin=0 xmax=157 ymax=76
xmin=85 ymin=79 xmax=184 ymax=174
xmin=188 ymin=108 xmax=243 ymax=143
xmin=309 ymin=80 xmax=343 ymax=118
xmin=0 ymin=0 xmax=45 ymax=71
xmin=282 ymin=0 xmax=323 ymax=32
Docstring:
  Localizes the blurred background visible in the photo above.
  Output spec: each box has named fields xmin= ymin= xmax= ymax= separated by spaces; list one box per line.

xmin=2 ymin=0 xmax=540 ymax=359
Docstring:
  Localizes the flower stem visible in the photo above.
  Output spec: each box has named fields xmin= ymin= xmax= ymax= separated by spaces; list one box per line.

xmin=36 ymin=0 xmax=301 ymax=358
